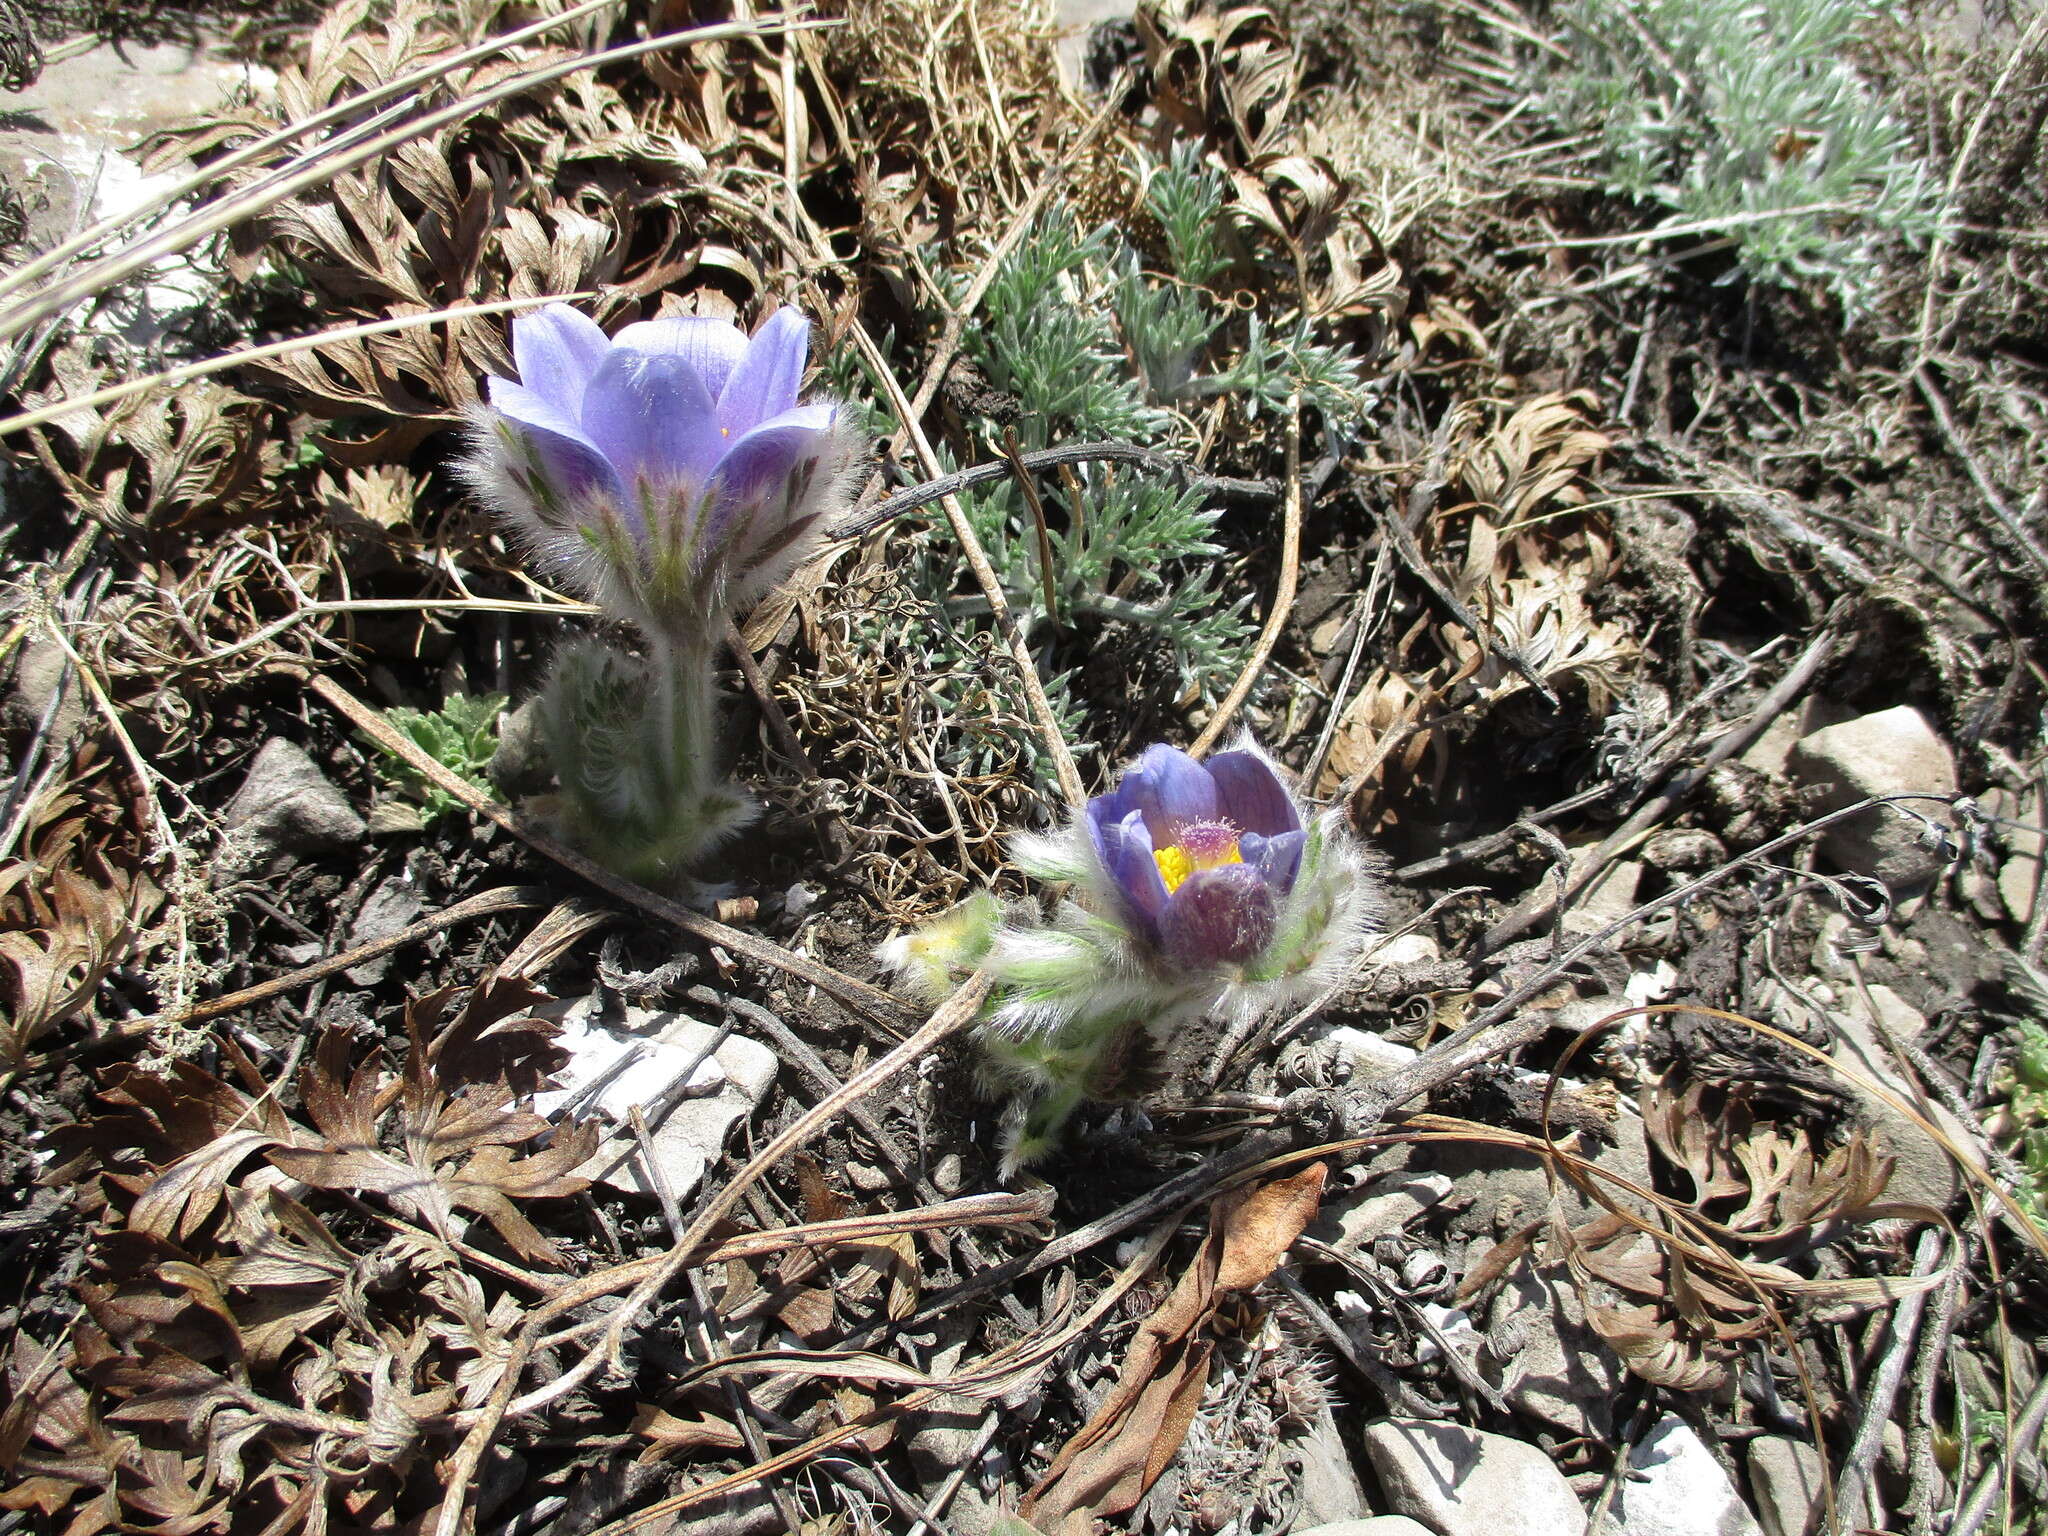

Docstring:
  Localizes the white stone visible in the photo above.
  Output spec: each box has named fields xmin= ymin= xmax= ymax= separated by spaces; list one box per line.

xmin=1297 ymin=1522 xmax=1436 ymax=1536
xmin=1746 ymin=1437 xmax=1825 ymax=1536
xmin=1365 ymin=931 xmax=1442 ymax=967
xmin=1614 ymin=1415 xmax=1762 ymax=1536
xmin=1320 ymin=1026 xmax=1420 ymax=1082
xmin=1321 ymin=1173 xmax=1453 ymax=1251
xmin=1786 ymin=706 xmax=1958 ymax=889
xmin=1 ymin=42 xmax=276 ymax=319
xmin=538 ymin=1001 xmax=778 ymax=1202
xmin=1361 ymin=1419 xmax=1586 ymax=1536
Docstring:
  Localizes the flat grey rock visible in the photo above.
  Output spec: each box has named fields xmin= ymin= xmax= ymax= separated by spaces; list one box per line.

xmin=1297 ymin=1522 xmax=1436 ymax=1536
xmin=1746 ymin=1436 xmax=1825 ymax=1536
xmin=1615 ymin=1416 xmax=1763 ymax=1536
xmin=1827 ymin=990 xmax=1984 ymax=1210
xmin=225 ymin=738 xmax=366 ymax=856
xmin=1293 ymin=1404 xmax=1372 ymax=1526
xmin=342 ymin=872 xmax=426 ymax=984
xmin=1484 ymin=1269 xmax=1624 ymax=1439
xmin=1787 ymin=706 xmax=1957 ymax=889
xmin=1361 ymin=1419 xmax=1585 ymax=1536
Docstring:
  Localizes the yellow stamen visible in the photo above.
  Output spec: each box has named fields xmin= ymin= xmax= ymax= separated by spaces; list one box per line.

xmin=1152 ymin=837 xmax=1242 ymax=895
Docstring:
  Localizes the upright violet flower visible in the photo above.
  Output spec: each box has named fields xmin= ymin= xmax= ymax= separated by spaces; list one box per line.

xmin=467 ymin=303 xmax=855 ymax=636
xmin=1086 ymin=745 xmax=1307 ymax=970
xmin=881 ymin=738 xmax=1383 ymax=1172
xmin=460 ymin=302 xmax=857 ymax=887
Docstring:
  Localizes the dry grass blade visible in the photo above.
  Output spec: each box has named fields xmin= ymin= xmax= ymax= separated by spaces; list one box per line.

xmin=0 ymin=294 xmax=590 ymax=441
xmin=0 ymin=13 xmax=839 ymax=347
xmin=0 ymin=0 xmax=621 ymax=311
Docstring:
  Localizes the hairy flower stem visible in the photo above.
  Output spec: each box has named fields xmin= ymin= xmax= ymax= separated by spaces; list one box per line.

xmin=536 ymin=630 xmax=754 ymax=888
xmin=982 ymin=991 xmax=1207 ymax=1173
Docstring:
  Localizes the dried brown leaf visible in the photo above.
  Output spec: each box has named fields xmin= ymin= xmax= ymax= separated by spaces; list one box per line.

xmin=1022 ymin=1164 xmax=1327 ymax=1536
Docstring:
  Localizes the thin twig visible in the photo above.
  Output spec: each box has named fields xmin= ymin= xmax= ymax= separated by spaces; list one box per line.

xmin=848 ymin=322 xmax=1086 ymax=808
xmin=1947 ymin=1364 xmax=2048 ymax=1536
xmin=1833 ymin=1229 xmax=1948 ymax=1532
xmin=1190 ymin=393 xmax=1302 ymax=757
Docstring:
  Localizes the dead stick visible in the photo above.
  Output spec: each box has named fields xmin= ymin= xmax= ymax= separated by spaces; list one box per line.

xmin=1190 ymin=393 xmax=1302 ymax=757
xmin=1482 ymin=616 xmax=1843 ymax=952
xmin=1833 ymin=1228 xmax=1946 ymax=1532
xmin=104 ymin=884 xmax=553 ymax=1040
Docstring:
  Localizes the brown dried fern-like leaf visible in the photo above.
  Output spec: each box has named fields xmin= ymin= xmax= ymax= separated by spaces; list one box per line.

xmin=0 ymin=785 xmax=164 ymax=1065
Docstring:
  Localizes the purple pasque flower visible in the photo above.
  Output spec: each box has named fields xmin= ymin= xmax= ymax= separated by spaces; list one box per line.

xmin=467 ymin=303 xmax=854 ymax=635
xmin=1085 ymin=744 xmax=1306 ymax=969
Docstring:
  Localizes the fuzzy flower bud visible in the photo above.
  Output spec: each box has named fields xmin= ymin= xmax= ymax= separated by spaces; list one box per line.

xmin=464 ymin=303 xmax=857 ymax=637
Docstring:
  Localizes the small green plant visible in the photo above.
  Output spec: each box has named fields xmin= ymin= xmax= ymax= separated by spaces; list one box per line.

xmin=376 ymin=691 xmax=506 ymax=824
xmin=897 ymin=145 xmax=1363 ymax=783
xmin=1992 ymin=1017 xmax=2048 ymax=1223
xmin=1535 ymin=0 xmax=1944 ymax=312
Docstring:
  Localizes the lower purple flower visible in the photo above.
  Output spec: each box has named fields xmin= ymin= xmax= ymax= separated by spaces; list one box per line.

xmin=1084 ymin=743 xmax=1307 ymax=969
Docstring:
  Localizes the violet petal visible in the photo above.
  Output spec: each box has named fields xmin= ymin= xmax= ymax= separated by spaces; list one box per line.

xmin=610 ymin=316 xmax=750 ymax=398
xmin=718 ymin=307 xmax=810 ymax=438
xmin=1127 ymin=744 xmax=1217 ymax=842
xmin=487 ymin=376 xmax=622 ymax=499
xmin=1238 ymin=829 xmax=1306 ymax=894
xmin=579 ymin=351 xmax=723 ymax=487
xmin=1205 ymin=750 xmax=1301 ymax=838
xmin=511 ymin=305 xmax=612 ymax=414
xmin=709 ymin=404 xmax=837 ymax=503
xmin=1159 ymin=864 xmax=1277 ymax=967
xmin=1100 ymin=809 xmax=1170 ymax=928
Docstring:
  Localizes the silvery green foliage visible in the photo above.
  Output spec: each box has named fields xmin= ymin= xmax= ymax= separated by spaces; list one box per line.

xmin=895 ymin=147 xmax=1364 ymax=786
xmin=1540 ymin=0 xmax=1944 ymax=311
xmin=881 ymin=741 xmax=1383 ymax=1173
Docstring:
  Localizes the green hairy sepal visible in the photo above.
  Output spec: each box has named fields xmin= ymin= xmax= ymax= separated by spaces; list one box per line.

xmin=884 ymin=893 xmax=1213 ymax=1175
xmin=534 ymin=635 xmax=755 ymax=886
